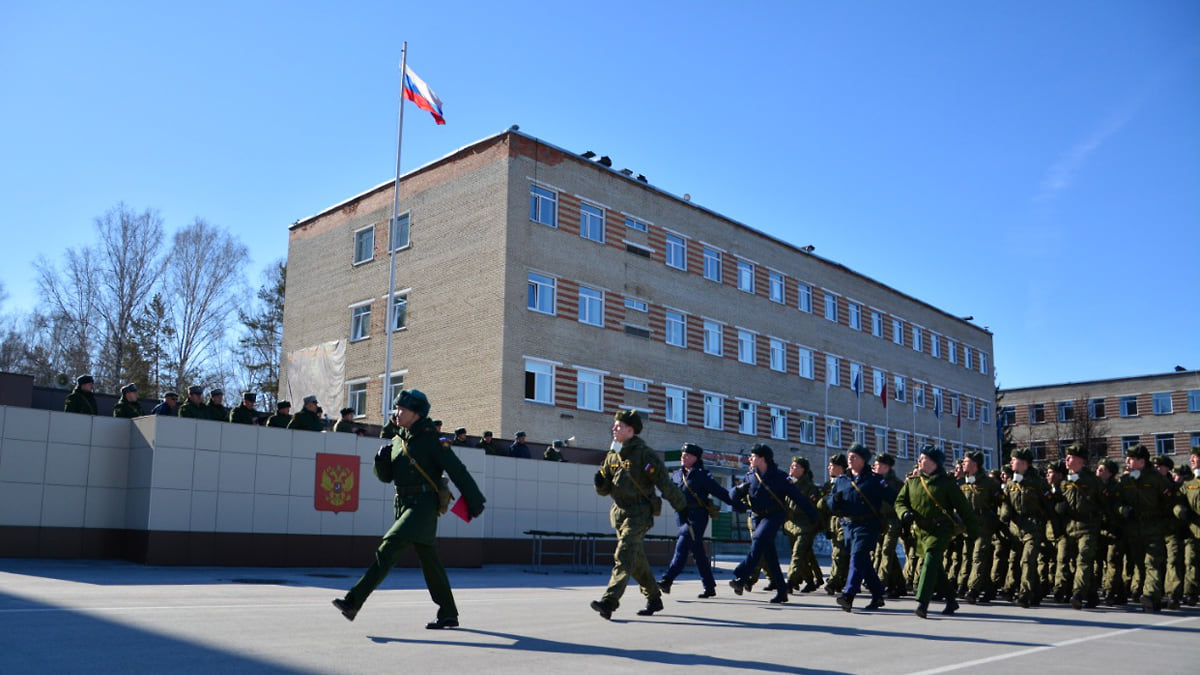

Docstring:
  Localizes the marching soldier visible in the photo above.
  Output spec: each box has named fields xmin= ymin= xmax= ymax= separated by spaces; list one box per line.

xmin=827 ymin=444 xmax=895 ymax=612
xmin=959 ymin=451 xmax=1002 ymax=604
xmin=1001 ymin=447 xmax=1050 ymax=607
xmin=1156 ymin=456 xmax=1187 ymax=609
xmin=872 ymin=453 xmax=905 ymax=599
xmin=287 ymin=396 xmax=325 ymax=431
xmin=1177 ymin=446 xmax=1200 ymax=606
xmin=63 ymin=375 xmax=98 ymax=415
xmin=657 ymin=443 xmax=738 ymax=598
xmin=229 ymin=392 xmax=259 ymax=424
xmin=205 ymin=388 xmax=229 ymax=422
xmin=178 ymin=386 xmax=209 ymax=419
xmin=820 ymin=453 xmax=850 ymax=595
xmin=112 ymin=383 xmax=143 ymax=419
xmin=785 ymin=456 xmax=825 ymax=593
xmin=1096 ymin=458 xmax=1127 ymax=605
xmin=1117 ymin=444 xmax=1173 ymax=612
xmin=265 ymin=400 xmax=292 ymax=428
xmin=1044 ymin=462 xmax=1068 ymax=601
xmin=1053 ymin=444 xmax=1104 ymax=609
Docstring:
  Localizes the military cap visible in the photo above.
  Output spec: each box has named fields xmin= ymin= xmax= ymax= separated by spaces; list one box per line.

xmin=482 ymin=430 xmax=493 ymax=437
xmin=76 ymin=374 xmax=94 ymax=385
xmin=276 ymin=400 xmax=291 ymax=410
xmin=431 ymin=419 xmax=442 ymax=427
xmin=120 ymin=383 xmax=137 ymax=395
xmin=614 ymin=409 xmax=643 ymax=434
xmin=921 ymin=445 xmax=946 ymax=467
xmin=1173 ymin=464 xmax=1191 ymax=480
xmin=875 ymin=452 xmax=896 ymax=467
xmin=302 ymin=395 xmax=319 ymax=405
xmin=1151 ymin=454 xmax=1174 ymax=469
xmin=188 ymin=385 xmax=204 ymax=396
xmin=163 ymin=391 xmax=179 ymax=399
xmin=1126 ymin=444 xmax=1150 ymax=461
xmin=791 ymin=455 xmax=811 ymax=471
xmin=1065 ymin=443 xmax=1087 ymax=459
xmin=749 ymin=443 xmax=774 ymax=462
xmin=552 ymin=439 xmax=565 ymax=448
xmin=965 ymin=451 xmax=984 ymax=467
xmin=515 ymin=430 xmax=527 ymax=438
xmin=847 ymin=443 xmax=871 ymax=463
xmin=455 ymin=427 xmax=467 ymax=435
xmin=1100 ymin=458 xmax=1119 ymax=475
xmin=682 ymin=443 xmax=704 ymax=458
xmin=828 ymin=453 xmax=848 ymax=469
xmin=209 ymin=388 xmax=224 ymax=397
xmin=392 ymin=389 xmax=430 ymax=417
xmin=242 ymin=391 xmax=256 ymax=402
xmin=1011 ymin=447 xmax=1034 ymax=462
xmin=339 ymin=407 xmax=355 ymax=416
xmin=1048 ymin=461 xmax=1068 ymax=476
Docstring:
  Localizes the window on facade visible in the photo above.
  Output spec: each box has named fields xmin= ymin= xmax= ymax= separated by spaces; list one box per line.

xmin=704 ymin=394 xmax=724 ymax=430
xmin=850 ymin=362 xmax=863 ymax=394
xmin=579 ymin=203 xmax=604 ymax=243
xmin=798 ymin=413 xmax=815 ymax=444
xmin=914 ymin=383 xmax=925 ymax=408
xmin=738 ymin=401 xmax=756 ymax=435
xmin=391 ymin=292 xmax=408 ymax=331
xmin=1030 ymin=403 xmax=1045 ymax=424
xmin=1152 ymin=392 xmax=1173 ymax=415
xmin=798 ymin=348 xmax=814 ymax=379
xmin=665 ymin=386 xmax=686 ymax=424
xmin=981 ymin=403 xmax=991 ymax=424
xmin=874 ymin=427 xmax=888 ymax=453
xmin=963 ymin=346 xmax=972 ymax=370
xmin=873 ymin=369 xmax=885 ymax=396
xmin=892 ymin=318 xmax=904 ymax=345
xmin=624 ymin=377 xmax=648 ymax=392
xmin=385 ymin=373 xmax=405 ymax=408
xmin=825 ymin=293 xmax=838 ymax=322
xmin=797 ymin=284 xmax=813 ymax=313
xmin=1189 ymin=390 xmax=1200 ymax=413
xmin=769 ymin=338 xmax=786 ymax=372
xmin=350 ymin=304 xmax=371 ymax=341
xmin=530 ymin=185 xmax=557 ymax=226
xmin=703 ymin=320 xmax=723 ymax=356
xmin=624 ymin=216 xmax=647 ymax=232
xmin=967 ymin=399 xmax=977 ymax=420
xmin=1121 ymin=436 xmax=1140 ymax=454
xmin=1120 ymin=396 xmax=1138 ymax=417
xmin=980 ymin=353 xmax=989 ymax=374
xmin=737 ymin=260 xmax=755 ymax=293
xmin=896 ymin=431 xmax=910 ymax=458
xmin=527 ymin=273 xmax=556 ymax=314
xmin=768 ymin=271 xmax=784 ymax=303
xmin=1057 ymin=401 xmax=1074 ymax=422
xmin=894 ymin=375 xmax=907 ymax=402
xmin=1089 ymin=398 xmax=1106 ymax=419
xmin=852 ymin=423 xmax=866 ymax=445
xmin=578 ymin=286 xmax=603 ymax=326
xmin=347 ymin=381 xmax=367 ymax=416
xmin=1000 ymin=406 xmax=1015 ymax=426
xmin=826 ymin=355 xmax=840 ymax=387
xmin=353 ymin=226 xmax=374 ymax=264
xmin=702 ymin=247 xmax=721 ymax=282
xmin=931 ymin=334 xmax=941 ymax=358
xmin=737 ymin=329 xmax=756 ymax=364
xmin=576 ymin=369 xmax=603 ymax=411
xmin=826 ymin=419 xmax=842 ymax=448
xmin=933 ymin=387 xmax=944 ymax=415
xmin=948 ymin=340 xmax=957 ymax=364
xmin=624 ymin=297 xmax=648 ymax=313
xmin=1155 ymin=433 xmax=1175 ymax=455
xmin=1031 ymin=442 xmax=1047 ymax=462
xmin=848 ymin=303 xmax=862 ymax=330
xmin=665 ymin=310 xmax=686 ymax=347
xmin=770 ymin=406 xmax=787 ymax=440
xmin=1192 ymin=431 xmax=1200 ymax=450
xmin=524 ymin=359 xmax=554 ymax=404
xmin=665 ymin=234 xmax=686 ymax=270
xmin=912 ymin=326 xmax=922 ymax=352
xmin=391 ymin=213 xmax=411 ymax=251
xmin=871 ymin=311 xmax=883 ymax=338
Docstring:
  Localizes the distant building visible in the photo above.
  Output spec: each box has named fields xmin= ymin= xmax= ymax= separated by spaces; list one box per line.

xmin=1000 ymin=369 xmax=1200 ymax=465
xmin=280 ymin=129 xmax=996 ymax=469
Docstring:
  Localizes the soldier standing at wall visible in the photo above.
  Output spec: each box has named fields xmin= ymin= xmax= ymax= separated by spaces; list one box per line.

xmin=205 ymin=388 xmax=229 ymax=422
xmin=229 ymin=392 xmax=259 ymax=424
xmin=333 ymin=407 xmax=358 ymax=433
xmin=63 ymin=375 xmax=98 ymax=415
xmin=266 ymin=401 xmax=292 ymax=428
xmin=150 ymin=391 xmax=179 ymax=416
xmin=287 ymin=396 xmax=324 ymax=431
xmin=112 ymin=383 xmax=143 ymax=418
xmin=178 ymin=386 xmax=208 ymax=419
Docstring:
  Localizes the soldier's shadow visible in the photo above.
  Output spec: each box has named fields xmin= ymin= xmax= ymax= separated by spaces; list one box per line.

xmin=367 ymin=628 xmax=851 ymax=674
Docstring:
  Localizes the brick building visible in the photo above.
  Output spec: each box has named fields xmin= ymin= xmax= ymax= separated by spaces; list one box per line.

xmin=280 ymin=129 xmax=996 ymax=469
xmin=1000 ymin=369 xmax=1200 ymax=465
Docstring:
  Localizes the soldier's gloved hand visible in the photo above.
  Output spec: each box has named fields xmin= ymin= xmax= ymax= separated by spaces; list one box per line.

xmin=1054 ymin=501 xmax=1070 ymax=516
xmin=900 ymin=510 xmax=917 ymax=527
xmin=1119 ymin=505 xmax=1134 ymax=519
xmin=593 ymin=471 xmax=607 ymax=489
xmin=376 ymin=444 xmax=392 ymax=462
xmin=468 ymin=502 xmax=485 ymax=520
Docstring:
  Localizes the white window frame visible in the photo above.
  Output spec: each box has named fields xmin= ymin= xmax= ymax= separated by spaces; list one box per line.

xmin=911 ymin=325 xmax=923 ymax=352
xmin=524 ymin=358 xmax=555 ymax=404
xmin=1155 ymin=433 xmax=1175 ymax=456
xmin=580 ymin=202 xmax=605 ymax=243
xmin=737 ymin=329 xmax=756 ymax=365
xmin=1057 ymin=400 xmax=1074 ymax=422
xmin=848 ymin=302 xmax=862 ymax=331
xmin=665 ymin=310 xmax=686 ymax=348
xmin=798 ymin=413 xmax=816 ymax=445
xmin=1120 ymin=395 xmax=1138 ymax=417
xmin=826 ymin=418 xmax=843 ymax=448
xmin=703 ymin=319 xmax=723 ymax=357
xmin=892 ymin=318 xmax=904 ymax=345
xmin=797 ymin=283 xmax=813 ymax=313
xmin=824 ymin=292 xmax=838 ymax=322
xmin=981 ymin=403 xmax=991 ymax=425
xmin=768 ymin=271 xmax=785 ymax=303
xmin=1189 ymin=390 xmax=1200 ymax=413
xmin=702 ymin=246 xmax=722 ymax=282
xmin=665 ymin=233 xmax=687 ymax=270
xmin=770 ymin=406 xmax=787 ymax=440
xmin=381 ymin=371 xmax=407 ymax=409
xmin=578 ymin=286 xmax=604 ymax=327
xmin=893 ymin=375 xmax=907 ymax=403
xmin=798 ymin=347 xmax=814 ymax=379
xmin=826 ymin=355 xmax=840 ymax=387
xmin=1152 ymin=392 xmax=1173 ymax=415
xmin=963 ymin=345 xmax=973 ymax=369
xmin=948 ymin=339 xmax=958 ymax=364
xmin=931 ymin=333 xmax=941 ymax=359
xmin=874 ymin=427 xmax=888 ymax=454
xmin=665 ymin=386 xmax=687 ymax=424
xmin=353 ymin=225 xmax=374 ymax=265
xmin=850 ymin=362 xmax=863 ymax=394
xmin=738 ymin=400 xmax=757 ymax=435
xmin=737 ymin=260 xmax=755 ymax=293
xmin=623 ymin=376 xmax=649 ymax=392
xmin=390 ymin=290 xmax=409 ymax=332
xmin=871 ymin=311 xmax=883 ymax=338
xmin=703 ymin=393 xmax=724 ymax=430
xmin=624 ymin=216 xmax=648 ymax=232
xmin=624 ymin=297 xmax=648 ymax=313
xmin=530 ymin=184 xmax=557 ymax=227
xmin=980 ymin=352 xmax=989 ymax=374
xmin=350 ymin=302 xmax=371 ymax=341
xmin=346 ymin=379 xmax=368 ymax=417
xmin=873 ymin=368 xmax=885 ymax=396
xmin=914 ymin=382 xmax=926 ymax=408
xmin=390 ymin=212 xmax=411 ymax=251
xmin=769 ymin=338 xmax=786 ymax=373
xmin=527 ymin=272 xmax=556 ymax=315
xmin=896 ymin=430 xmax=910 ymax=459
xmin=576 ymin=368 xmax=603 ymax=412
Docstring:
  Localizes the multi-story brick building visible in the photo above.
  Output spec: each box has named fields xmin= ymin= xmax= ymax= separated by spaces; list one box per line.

xmin=1000 ymin=369 xmax=1200 ymax=466
xmin=281 ymin=129 xmax=996 ymax=469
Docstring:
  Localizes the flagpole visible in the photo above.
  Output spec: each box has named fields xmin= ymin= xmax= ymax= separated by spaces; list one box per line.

xmin=383 ymin=41 xmax=408 ymax=420
xmin=823 ymin=381 xmax=830 ymax=472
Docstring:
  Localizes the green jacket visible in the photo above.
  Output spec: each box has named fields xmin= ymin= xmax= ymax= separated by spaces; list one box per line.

xmin=178 ymin=400 xmax=208 ymax=420
xmin=112 ymin=399 xmax=142 ymax=419
xmin=784 ymin=472 xmax=822 ymax=535
xmin=229 ymin=405 xmax=258 ymax=424
xmin=287 ymin=408 xmax=324 ymax=432
xmin=959 ymin=471 xmax=1002 ymax=535
xmin=265 ymin=413 xmax=292 ymax=428
xmin=333 ymin=419 xmax=358 ymax=433
xmin=543 ymin=447 xmax=566 ymax=462
xmin=205 ymin=400 xmax=229 ymax=423
xmin=1057 ymin=470 xmax=1104 ymax=535
xmin=63 ymin=387 xmax=98 ymax=415
xmin=1117 ymin=468 xmax=1174 ymax=536
xmin=1001 ymin=469 xmax=1050 ymax=527
xmin=895 ymin=469 xmax=980 ymax=553
xmin=1177 ymin=477 xmax=1200 ymax=538
xmin=594 ymin=436 xmax=687 ymax=514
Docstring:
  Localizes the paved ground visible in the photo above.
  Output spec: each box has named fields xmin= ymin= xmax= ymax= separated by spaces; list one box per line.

xmin=2 ymin=557 xmax=1198 ymax=674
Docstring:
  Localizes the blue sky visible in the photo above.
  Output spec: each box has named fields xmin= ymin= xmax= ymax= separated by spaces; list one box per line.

xmin=1 ymin=1 xmax=1196 ymax=389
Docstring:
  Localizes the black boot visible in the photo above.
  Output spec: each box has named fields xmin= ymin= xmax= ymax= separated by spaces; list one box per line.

xmin=426 ymin=617 xmax=459 ymax=629
xmin=636 ymin=597 xmax=664 ymax=616
xmin=1070 ymin=594 xmax=1084 ymax=611
xmin=332 ymin=598 xmax=358 ymax=622
xmin=864 ymin=596 xmax=885 ymax=610
xmin=698 ymin=588 xmax=716 ymax=598
xmin=658 ymin=578 xmax=672 ymax=594
xmin=590 ymin=599 xmax=615 ymax=620
xmin=942 ymin=598 xmax=960 ymax=615
xmin=965 ymin=590 xmax=979 ymax=605
xmin=914 ymin=602 xmax=929 ymax=619
xmin=769 ymin=591 xmax=789 ymax=604
xmin=836 ymin=594 xmax=853 ymax=612
xmin=729 ymin=578 xmax=746 ymax=595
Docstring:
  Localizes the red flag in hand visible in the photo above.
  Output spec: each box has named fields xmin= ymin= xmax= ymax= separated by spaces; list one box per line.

xmin=450 ymin=495 xmax=471 ymax=522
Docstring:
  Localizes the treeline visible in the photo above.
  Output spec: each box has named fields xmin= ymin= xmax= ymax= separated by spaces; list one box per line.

xmin=0 ymin=202 xmax=285 ymax=407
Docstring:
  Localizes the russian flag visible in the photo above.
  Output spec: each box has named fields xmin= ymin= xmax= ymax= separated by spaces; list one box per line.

xmin=403 ymin=65 xmax=445 ymax=125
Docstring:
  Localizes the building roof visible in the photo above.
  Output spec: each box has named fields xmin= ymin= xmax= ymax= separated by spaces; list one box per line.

xmin=1000 ymin=369 xmax=1199 ymax=394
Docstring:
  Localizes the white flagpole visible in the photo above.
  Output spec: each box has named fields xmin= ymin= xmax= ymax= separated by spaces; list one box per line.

xmin=823 ymin=380 xmax=830 ymax=472
xmin=383 ymin=41 xmax=408 ymax=420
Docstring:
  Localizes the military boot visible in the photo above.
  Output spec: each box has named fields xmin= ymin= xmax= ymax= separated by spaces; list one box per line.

xmin=657 ymin=578 xmax=672 ymax=594
xmin=864 ymin=596 xmax=885 ymax=610
xmin=942 ymin=598 xmax=960 ymax=615
xmin=729 ymin=578 xmax=746 ymax=595
xmin=914 ymin=602 xmax=929 ymax=619
xmin=698 ymin=588 xmax=716 ymax=598
xmin=769 ymin=591 xmax=789 ymax=604
xmin=331 ymin=598 xmax=358 ymax=622
xmin=636 ymin=597 xmax=665 ymax=616
xmin=836 ymin=593 xmax=853 ymax=612
xmin=590 ymin=599 xmax=616 ymax=620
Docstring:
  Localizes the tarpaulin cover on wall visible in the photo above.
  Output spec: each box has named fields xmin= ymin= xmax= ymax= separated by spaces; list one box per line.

xmin=284 ymin=340 xmax=346 ymax=414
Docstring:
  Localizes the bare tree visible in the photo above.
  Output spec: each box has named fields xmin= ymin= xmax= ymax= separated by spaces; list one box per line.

xmin=164 ymin=219 xmax=248 ymax=388
xmin=235 ymin=259 xmax=285 ymax=407
xmin=34 ymin=247 xmax=100 ymax=382
xmin=1070 ymin=394 xmax=1110 ymax=462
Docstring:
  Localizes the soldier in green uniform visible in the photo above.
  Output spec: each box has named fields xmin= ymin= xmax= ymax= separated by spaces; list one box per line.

xmin=871 ymin=453 xmax=905 ymax=599
xmin=229 ymin=392 xmax=259 ymax=424
xmin=1053 ymin=444 xmax=1104 ymax=609
xmin=959 ymin=451 xmax=1002 ymax=604
xmin=178 ymin=386 xmax=209 ymax=419
xmin=591 ymin=409 xmax=688 ymax=620
xmin=112 ymin=383 xmax=143 ymax=419
xmin=380 ymin=418 xmax=402 ymax=439
xmin=287 ymin=396 xmax=325 ymax=431
xmin=1117 ymin=444 xmax=1173 ymax=612
xmin=1001 ymin=447 xmax=1050 ymax=608
xmin=1044 ymin=462 xmax=1068 ymax=601
xmin=895 ymin=446 xmax=980 ymax=618
xmin=265 ymin=401 xmax=292 ymax=428
xmin=820 ymin=453 xmax=850 ymax=595
xmin=785 ymin=456 xmax=825 ymax=593
xmin=1155 ymin=456 xmax=1186 ymax=609
xmin=333 ymin=407 xmax=358 ymax=433
xmin=1177 ymin=446 xmax=1200 ymax=606
xmin=475 ymin=430 xmax=503 ymax=454
xmin=204 ymin=388 xmax=229 ymax=422
xmin=543 ymin=439 xmax=567 ymax=462
xmin=1096 ymin=458 xmax=1127 ymax=605
xmin=63 ymin=375 xmax=98 ymax=415
xmin=333 ymin=389 xmax=485 ymax=629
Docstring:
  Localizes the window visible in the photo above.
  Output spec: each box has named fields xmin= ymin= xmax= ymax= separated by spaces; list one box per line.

xmin=770 ymin=406 xmax=787 ymax=440
xmin=1089 ymin=398 xmax=1106 ymax=419
xmin=703 ymin=320 xmax=723 ymax=356
xmin=768 ymin=271 xmax=784 ymax=303
xmin=353 ymin=226 xmax=374 ymax=264
xmin=852 ymin=423 xmax=866 ymax=445
xmin=624 ymin=377 xmax=648 ymax=392
xmin=892 ymin=318 xmax=904 ymax=345
xmin=580 ymin=203 xmax=604 ymax=243
xmin=737 ymin=260 xmax=755 ymax=293
xmin=1057 ymin=401 xmax=1074 ymax=422
xmin=576 ymin=369 xmax=603 ymax=411
xmin=578 ymin=286 xmax=603 ymax=326
xmin=625 ymin=216 xmax=647 ymax=232
xmin=849 ymin=362 xmax=863 ymax=394
xmin=1155 ymin=433 xmax=1175 ymax=455
xmin=1000 ymin=406 xmax=1015 ymax=426
xmin=875 ymin=427 xmax=888 ymax=453
xmin=384 ymin=373 xmax=405 ymax=407
xmin=1121 ymin=436 xmax=1140 ymax=454
xmin=527 ymin=273 xmax=556 ymax=314
xmin=703 ymin=394 xmax=724 ymax=430
xmin=980 ymin=353 xmax=989 ymax=374
xmin=967 ymin=399 xmax=977 ymax=420
xmin=797 ymin=284 xmax=813 ymax=313
xmin=914 ymin=383 xmax=925 ymax=408
xmin=624 ymin=297 xmax=648 ymax=313
xmin=896 ymin=431 xmax=910 ymax=459
xmin=702 ymin=247 xmax=722 ymax=282
xmin=933 ymin=387 xmax=944 ymax=415
xmin=911 ymin=326 xmax=922 ymax=352
xmin=390 ymin=292 xmax=408 ymax=331
xmin=798 ymin=413 xmax=816 ymax=444
xmin=848 ymin=303 xmax=862 ymax=330
xmin=524 ymin=359 xmax=554 ymax=404
xmin=665 ymin=234 xmax=686 ymax=270
xmin=1192 ymin=431 xmax=1200 ymax=450
xmin=665 ymin=310 xmax=686 ymax=347
xmin=347 ymin=381 xmax=367 ymax=416
xmin=826 ymin=419 xmax=842 ymax=448
xmin=769 ymin=338 xmax=786 ymax=372
xmin=737 ymin=329 xmax=756 ymax=364
xmin=350 ymin=303 xmax=371 ymax=341
xmin=825 ymin=293 xmax=838 ymax=322
xmin=931 ymin=334 xmax=941 ymax=359
xmin=1031 ymin=442 xmax=1048 ymax=462
xmin=390 ymin=213 xmax=411 ymax=251
xmin=981 ymin=403 xmax=991 ymax=425
xmin=1120 ymin=396 xmax=1138 ymax=417
xmin=893 ymin=375 xmax=907 ymax=403
xmin=948 ymin=340 xmax=958 ymax=364
xmin=665 ymin=386 xmax=687 ymax=424
xmin=798 ymin=348 xmax=814 ymax=379
xmin=1189 ymin=390 xmax=1200 ymax=412
xmin=530 ymin=185 xmax=557 ymax=226
xmin=1030 ymin=403 xmax=1045 ymax=424
xmin=871 ymin=311 xmax=883 ymax=338
xmin=738 ymin=401 xmax=756 ymax=435
xmin=963 ymin=346 xmax=972 ymax=370
xmin=1153 ymin=392 xmax=1173 ymax=415
xmin=826 ymin=355 xmax=840 ymax=387
xmin=873 ymin=368 xmax=885 ymax=397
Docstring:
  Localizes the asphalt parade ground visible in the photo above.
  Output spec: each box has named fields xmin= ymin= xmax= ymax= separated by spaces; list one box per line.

xmin=2 ymin=557 xmax=1197 ymax=674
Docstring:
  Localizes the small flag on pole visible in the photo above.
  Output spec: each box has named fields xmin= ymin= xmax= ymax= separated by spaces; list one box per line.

xmin=851 ymin=371 xmax=861 ymax=398
xmin=403 ymin=65 xmax=445 ymax=125
xmin=880 ymin=381 xmax=888 ymax=409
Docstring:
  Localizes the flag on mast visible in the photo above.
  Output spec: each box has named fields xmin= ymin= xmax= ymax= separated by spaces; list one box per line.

xmin=880 ymin=381 xmax=888 ymax=409
xmin=402 ymin=65 xmax=445 ymax=125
